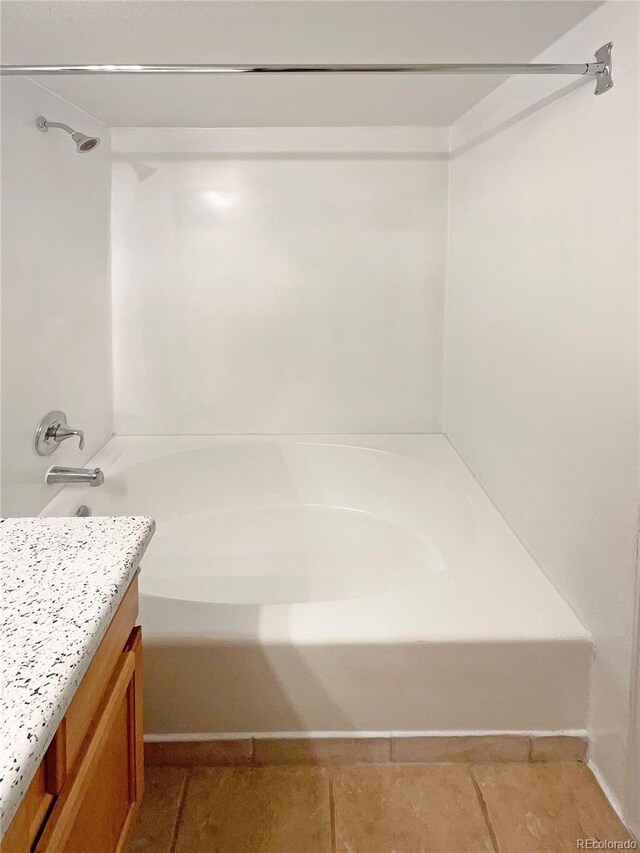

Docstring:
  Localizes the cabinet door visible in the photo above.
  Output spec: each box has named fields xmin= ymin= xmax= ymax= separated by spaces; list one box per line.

xmin=35 ymin=628 xmax=144 ymax=853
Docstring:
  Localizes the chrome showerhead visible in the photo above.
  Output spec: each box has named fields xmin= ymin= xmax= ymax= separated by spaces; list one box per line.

xmin=36 ymin=116 xmax=100 ymax=153
xmin=71 ymin=131 xmax=100 ymax=153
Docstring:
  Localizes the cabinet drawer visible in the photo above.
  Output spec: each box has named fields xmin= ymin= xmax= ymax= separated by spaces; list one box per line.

xmin=35 ymin=627 xmax=143 ymax=853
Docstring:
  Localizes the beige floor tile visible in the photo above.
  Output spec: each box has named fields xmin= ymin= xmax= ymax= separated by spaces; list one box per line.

xmin=530 ymin=736 xmax=587 ymax=763
xmin=145 ymin=738 xmax=252 ymax=766
xmin=474 ymin=762 xmax=633 ymax=852
xmin=332 ymin=764 xmax=494 ymax=853
xmin=392 ymin=734 xmax=530 ymax=763
xmin=127 ymin=766 xmax=188 ymax=852
xmin=254 ymin=736 xmax=390 ymax=765
xmin=174 ymin=766 xmax=332 ymax=853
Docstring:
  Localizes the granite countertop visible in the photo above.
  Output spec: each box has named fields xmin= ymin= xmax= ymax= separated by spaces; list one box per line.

xmin=0 ymin=516 xmax=155 ymax=837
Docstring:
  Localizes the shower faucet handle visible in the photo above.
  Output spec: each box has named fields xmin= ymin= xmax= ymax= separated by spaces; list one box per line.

xmin=35 ymin=411 xmax=85 ymax=455
xmin=50 ymin=424 xmax=85 ymax=451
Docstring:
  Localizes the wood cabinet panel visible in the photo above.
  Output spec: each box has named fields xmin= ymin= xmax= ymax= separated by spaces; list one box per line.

xmin=127 ymin=626 xmax=145 ymax=806
xmin=65 ymin=579 xmax=138 ymax=771
xmin=60 ymin=696 xmax=131 ymax=853
xmin=35 ymin=632 xmax=143 ymax=852
xmin=2 ymin=724 xmax=67 ymax=853
xmin=2 ymin=761 xmax=51 ymax=852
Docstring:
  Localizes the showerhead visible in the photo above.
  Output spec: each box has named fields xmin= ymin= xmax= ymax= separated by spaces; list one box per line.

xmin=36 ymin=116 xmax=100 ymax=153
xmin=71 ymin=132 xmax=100 ymax=153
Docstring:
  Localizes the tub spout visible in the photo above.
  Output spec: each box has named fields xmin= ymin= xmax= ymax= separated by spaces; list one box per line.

xmin=46 ymin=466 xmax=105 ymax=487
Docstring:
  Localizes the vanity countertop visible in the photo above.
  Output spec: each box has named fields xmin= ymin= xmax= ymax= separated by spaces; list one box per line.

xmin=0 ymin=515 xmax=155 ymax=836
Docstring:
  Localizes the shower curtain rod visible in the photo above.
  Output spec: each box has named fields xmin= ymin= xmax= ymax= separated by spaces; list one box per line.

xmin=0 ymin=42 xmax=613 ymax=94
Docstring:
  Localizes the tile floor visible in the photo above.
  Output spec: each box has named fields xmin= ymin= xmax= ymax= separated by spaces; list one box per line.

xmin=127 ymin=761 xmax=635 ymax=853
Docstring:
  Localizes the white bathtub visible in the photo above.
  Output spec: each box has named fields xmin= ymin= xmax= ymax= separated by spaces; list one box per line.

xmin=42 ymin=434 xmax=590 ymax=737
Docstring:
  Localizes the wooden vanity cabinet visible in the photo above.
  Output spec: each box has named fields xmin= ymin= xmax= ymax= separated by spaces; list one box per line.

xmin=3 ymin=578 xmax=143 ymax=853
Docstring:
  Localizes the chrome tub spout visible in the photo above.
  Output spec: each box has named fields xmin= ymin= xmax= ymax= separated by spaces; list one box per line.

xmin=46 ymin=466 xmax=105 ymax=487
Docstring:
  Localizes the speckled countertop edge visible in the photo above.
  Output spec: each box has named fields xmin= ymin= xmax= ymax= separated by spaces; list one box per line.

xmin=0 ymin=516 xmax=155 ymax=836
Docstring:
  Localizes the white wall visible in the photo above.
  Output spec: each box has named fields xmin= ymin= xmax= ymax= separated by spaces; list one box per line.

xmin=111 ymin=127 xmax=447 ymax=435
xmin=445 ymin=1 xmax=639 ymax=819
xmin=1 ymin=77 xmax=113 ymax=516
xmin=626 ymin=566 xmax=640 ymax=835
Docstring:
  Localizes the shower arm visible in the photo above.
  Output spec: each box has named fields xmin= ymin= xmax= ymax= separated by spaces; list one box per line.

xmin=0 ymin=43 xmax=614 ymax=95
xmin=36 ymin=118 xmax=75 ymax=135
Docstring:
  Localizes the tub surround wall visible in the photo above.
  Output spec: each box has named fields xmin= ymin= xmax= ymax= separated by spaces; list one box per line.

xmin=0 ymin=77 xmax=113 ymax=517
xmin=111 ymin=127 xmax=448 ymax=435
xmin=444 ymin=1 xmax=639 ymax=820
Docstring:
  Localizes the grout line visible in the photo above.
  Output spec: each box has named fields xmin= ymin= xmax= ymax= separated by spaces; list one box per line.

xmin=528 ymin=736 xmax=533 ymax=763
xmin=329 ymin=774 xmax=337 ymax=853
xmin=170 ymin=767 xmax=192 ymax=853
xmin=470 ymin=765 xmax=501 ymax=853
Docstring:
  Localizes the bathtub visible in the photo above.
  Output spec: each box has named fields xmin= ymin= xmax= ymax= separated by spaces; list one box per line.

xmin=42 ymin=434 xmax=590 ymax=737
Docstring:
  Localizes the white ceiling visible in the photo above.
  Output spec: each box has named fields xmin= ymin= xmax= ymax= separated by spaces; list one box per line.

xmin=1 ymin=1 xmax=601 ymax=127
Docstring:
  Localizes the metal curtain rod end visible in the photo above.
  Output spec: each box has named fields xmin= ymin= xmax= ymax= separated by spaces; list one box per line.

xmin=594 ymin=42 xmax=613 ymax=95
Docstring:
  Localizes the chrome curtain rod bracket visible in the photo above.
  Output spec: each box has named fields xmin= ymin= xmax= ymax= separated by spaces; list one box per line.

xmin=593 ymin=42 xmax=613 ymax=95
xmin=0 ymin=43 xmax=614 ymax=95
